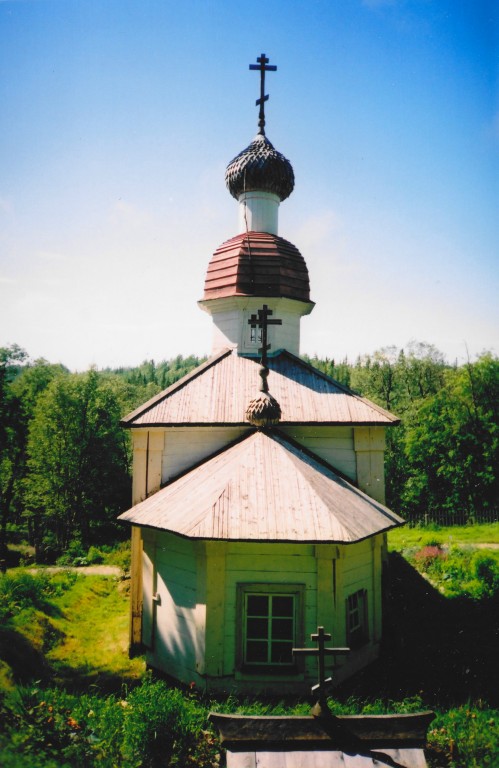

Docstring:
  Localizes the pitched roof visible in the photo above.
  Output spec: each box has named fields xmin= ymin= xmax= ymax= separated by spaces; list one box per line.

xmin=118 ymin=429 xmax=404 ymax=543
xmin=121 ymin=349 xmax=399 ymax=427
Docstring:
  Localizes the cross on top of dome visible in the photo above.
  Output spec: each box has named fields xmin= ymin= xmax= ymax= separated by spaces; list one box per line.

xmin=249 ymin=53 xmax=277 ymax=136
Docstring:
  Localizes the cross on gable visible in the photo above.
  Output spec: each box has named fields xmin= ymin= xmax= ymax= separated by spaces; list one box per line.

xmin=249 ymin=53 xmax=277 ymax=135
xmin=293 ymin=626 xmax=350 ymax=711
xmin=248 ymin=304 xmax=282 ymax=367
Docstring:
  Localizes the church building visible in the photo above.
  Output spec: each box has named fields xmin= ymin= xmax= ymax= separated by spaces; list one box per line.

xmin=118 ymin=55 xmax=403 ymax=695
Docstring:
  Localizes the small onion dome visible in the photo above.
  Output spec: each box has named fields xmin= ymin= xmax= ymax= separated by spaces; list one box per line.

xmin=246 ymin=365 xmax=281 ymax=427
xmin=202 ymin=232 xmax=310 ymax=302
xmin=225 ymin=134 xmax=294 ymax=202
xmin=246 ymin=391 xmax=281 ymax=427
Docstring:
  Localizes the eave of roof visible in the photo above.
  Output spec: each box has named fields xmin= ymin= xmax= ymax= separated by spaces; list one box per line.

xmin=118 ymin=428 xmax=404 ymax=543
xmin=121 ymin=349 xmax=400 ymax=428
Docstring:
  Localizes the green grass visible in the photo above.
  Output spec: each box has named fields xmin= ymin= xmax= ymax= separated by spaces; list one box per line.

xmin=388 ymin=522 xmax=499 ymax=551
xmin=0 ymin=569 xmax=144 ymax=692
xmin=46 ymin=574 xmax=144 ymax=688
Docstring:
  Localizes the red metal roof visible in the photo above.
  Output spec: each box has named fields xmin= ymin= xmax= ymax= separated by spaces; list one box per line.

xmin=121 ymin=349 xmax=399 ymax=427
xmin=202 ymin=232 xmax=310 ymax=302
xmin=118 ymin=429 xmax=404 ymax=542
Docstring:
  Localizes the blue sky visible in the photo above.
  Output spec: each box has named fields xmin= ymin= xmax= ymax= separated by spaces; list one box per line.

xmin=0 ymin=0 xmax=497 ymax=370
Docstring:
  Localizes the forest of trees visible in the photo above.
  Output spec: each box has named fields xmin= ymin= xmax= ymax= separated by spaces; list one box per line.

xmin=0 ymin=342 xmax=497 ymax=563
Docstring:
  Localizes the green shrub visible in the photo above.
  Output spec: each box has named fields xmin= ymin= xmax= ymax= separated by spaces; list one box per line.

xmin=471 ymin=552 xmax=499 ymax=593
xmin=105 ymin=540 xmax=131 ymax=573
xmin=0 ymin=572 xmax=52 ymax=620
xmin=122 ymin=678 xmax=191 ymax=766
xmin=428 ymin=704 xmax=499 ymax=767
xmin=87 ymin=546 xmax=104 ymax=565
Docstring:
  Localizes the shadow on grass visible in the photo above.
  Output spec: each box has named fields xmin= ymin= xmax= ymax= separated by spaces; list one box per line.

xmin=0 ymin=625 xmax=52 ymax=684
xmin=339 ymin=552 xmax=499 ymax=707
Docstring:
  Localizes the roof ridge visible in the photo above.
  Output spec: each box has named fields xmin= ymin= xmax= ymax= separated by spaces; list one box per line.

xmin=120 ymin=348 xmax=233 ymax=425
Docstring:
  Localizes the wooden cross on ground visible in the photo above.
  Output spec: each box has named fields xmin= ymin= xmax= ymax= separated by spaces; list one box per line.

xmin=248 ymin=304 xmax=282 ymax=373
xmin=249 ymin=53 xmax=277 ymax=135
xmin=293 ymin=627 xmax=350 ymax=715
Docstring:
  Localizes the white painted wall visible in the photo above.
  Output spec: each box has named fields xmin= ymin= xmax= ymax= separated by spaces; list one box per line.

xmin=162 ymin=426 xmax=250 ymax=484
xmin=143 ymin=530 xmax=203 ymax=684
xmin=142 ymin=530 xmax=382 ymax=694
xmin=280 ymin=426 xmax=356 ymax=481
xmin=198 ymin=296 xmax=314 ymax=357
xmin=238 ymin=191 xmax=280 ymax=235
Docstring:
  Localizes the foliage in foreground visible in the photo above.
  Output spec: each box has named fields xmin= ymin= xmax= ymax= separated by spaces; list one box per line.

xmin=1 ymin=563 xmax=499 ymax=766
xmin=0 ymin=676 xmax=215 ymax=768
xmin=1 ymin=680 xmax=498 ymax=768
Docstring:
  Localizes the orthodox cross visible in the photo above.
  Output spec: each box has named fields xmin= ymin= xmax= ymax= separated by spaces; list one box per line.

xmin=249 ymin=53 xmax=277 ymax=135
xmin=293 ymin=627 xmax=350 ymax=713
xmin=248 ymin=304 xmax=282 ymax=370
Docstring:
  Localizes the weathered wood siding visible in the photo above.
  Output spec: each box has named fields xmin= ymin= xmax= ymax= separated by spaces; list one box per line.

xmin=143 ymin=529 xmax=203 ymax=683
xmin=162 ymin=426 xmax=250 ymax=484
xmin=280 ymin=426 xmax=356 ymax=481
xmin=354 ymin=427 xmax=386 ymax=504
xmin=335 ymin=535 xmax=383 ymax=682
xmin=224 ymin=542 xmax=318 ymax=689
xmin=141 ymin=532 xmax=382 ymax=693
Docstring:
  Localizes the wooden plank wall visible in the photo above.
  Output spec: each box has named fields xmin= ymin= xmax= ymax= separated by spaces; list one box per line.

xmin=162 ymin=426 xmax=250 ymax=483
xmin=224 ymin=542 xmax=317 ymax=684
xmin=281 ymin=427 xmax=356 ymax=481
xmin=144 ymin=530 xmax=202 ymax=684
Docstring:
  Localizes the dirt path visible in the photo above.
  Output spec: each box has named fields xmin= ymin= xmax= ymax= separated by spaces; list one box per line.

xmin=11 ymin=565 xmax=123 ymax=576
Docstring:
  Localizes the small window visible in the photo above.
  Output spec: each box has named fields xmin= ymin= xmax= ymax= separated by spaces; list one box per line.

xmin=249 ymin=325 xmax=263 ymax=345
xmin=237 ymin=584 xmax=304 ymax=673
xmin=346 ymin=589 xmax=368 ymax=649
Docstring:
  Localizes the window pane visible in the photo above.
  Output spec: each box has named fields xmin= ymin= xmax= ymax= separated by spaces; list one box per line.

xmin=271 ymin=618 xmax=293 ymax=640
xmin=246 ymin=641 xmax=267 ymax=663
xmin=247 ymin=595 xmax=268 ymax=615
xmin=271 ymin=642 xmax=293 ymax=664
xmin=247 ymin=617 xmax=268 ymax=639
xmin=272 ymin=595 xmax=293 ymax=617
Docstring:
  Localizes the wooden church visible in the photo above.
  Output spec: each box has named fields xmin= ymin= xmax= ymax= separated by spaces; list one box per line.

xmin=119 ymin=55 xmax=404 ymax=695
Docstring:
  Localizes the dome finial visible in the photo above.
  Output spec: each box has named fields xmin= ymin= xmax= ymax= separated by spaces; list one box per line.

xmin=249 ymin=53 xmax=277 ymax=136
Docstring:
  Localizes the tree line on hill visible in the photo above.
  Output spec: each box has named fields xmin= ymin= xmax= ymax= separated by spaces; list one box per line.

xmin=0 ymin=342 xmax=497 ymax=563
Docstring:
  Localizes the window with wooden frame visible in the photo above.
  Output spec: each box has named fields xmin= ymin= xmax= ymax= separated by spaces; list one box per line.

xmin=237 ymin=584 xmax=304 ymax=674
xmin=346 ymin=589 xmax=368 ymax=649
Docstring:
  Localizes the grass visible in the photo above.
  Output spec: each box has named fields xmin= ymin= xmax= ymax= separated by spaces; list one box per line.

xmin=46 ymin=574 xmax=144 ymax=689
xmin=388 ymin=521 xmax=499 ymax=551
xmin=0 ymin=569 xmax=144 ymax=692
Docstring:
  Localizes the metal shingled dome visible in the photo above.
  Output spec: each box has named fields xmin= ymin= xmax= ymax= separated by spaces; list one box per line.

xmin=202 ymin=232 xmax=310 ymax=302
xmin=225 ymin=134 xmax=295 ymax=201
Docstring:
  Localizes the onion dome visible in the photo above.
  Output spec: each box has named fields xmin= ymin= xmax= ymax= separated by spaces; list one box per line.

xmin=225 ymin=134 xmax=295 ymax=202
xmin=246 ymin=365 xmax=281 ymax=427
xmin=202 ymin=232 xmax=310 ymax=302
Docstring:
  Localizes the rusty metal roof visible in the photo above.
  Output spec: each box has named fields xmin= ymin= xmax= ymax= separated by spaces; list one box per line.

xmin=202 ymin=232 xmax=310 ymax=302
xmin=118 ymin=429 xmax=404 ymax=542
xmin=121 ymin=349 xmax=399 ymax=427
